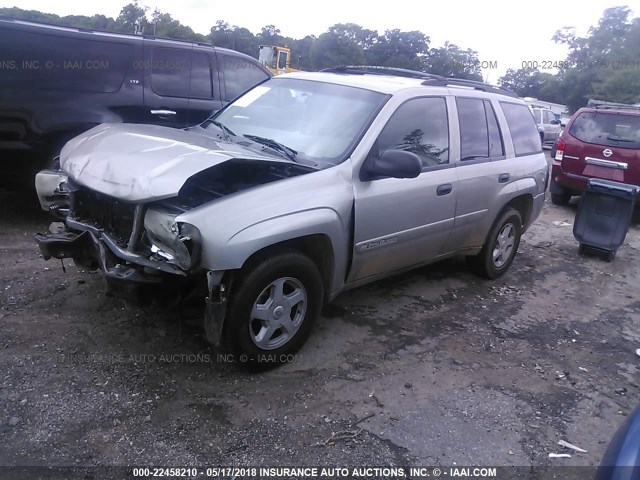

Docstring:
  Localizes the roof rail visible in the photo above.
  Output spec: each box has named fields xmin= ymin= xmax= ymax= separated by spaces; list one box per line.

xmin=421 ymin=77 xmax=518 ymax=98
xmin=594 ymin=104 xmax=640 ymax=111
xmin=0 ymin=16 xmax=214 ymax=47
xmin=321 ymin=65 xmax=446 ymax=82
xmin=321 ymin=65 xmax=518 ymax=98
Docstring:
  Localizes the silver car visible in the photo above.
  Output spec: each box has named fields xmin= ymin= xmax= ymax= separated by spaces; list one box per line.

xmin=530 ymin=106 xmax=562 ymax=146
xmin=35 ymin=67 xmax=548 ymax=365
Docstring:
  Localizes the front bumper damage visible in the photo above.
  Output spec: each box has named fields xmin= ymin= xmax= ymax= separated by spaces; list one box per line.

xmin=33 ymin=166 xmax=235 ymax=346
xmin=34 ymin=217 xmax=188 ymax=305
xmin=34 ymin=220 xmax=229 ymax=346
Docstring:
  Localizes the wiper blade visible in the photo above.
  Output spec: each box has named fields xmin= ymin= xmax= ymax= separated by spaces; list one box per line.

xmin=607 ymin=135 xmax=633 ymax=142
xmin=211 ymin=120 xmax=236 ymax=139
xmin=243 ymin=134 xmax=298 ymax=162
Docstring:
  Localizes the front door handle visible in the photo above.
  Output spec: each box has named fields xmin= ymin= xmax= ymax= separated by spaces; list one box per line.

xmin=436 ymin=183 xmax=453 ymax=196
xmin=498 ymin=173 xmax=510 ymax=183
xmin=150 ymin=109 xmax=177 ymax=116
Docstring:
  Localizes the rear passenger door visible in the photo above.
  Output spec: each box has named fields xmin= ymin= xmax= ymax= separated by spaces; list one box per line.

xmin=142 ymin=42 xmax=223 ymax=128
xmin=451 ymin=97 xmax=510 ymax=250
xmin=349 ymin=96 xmax=457 ymax=282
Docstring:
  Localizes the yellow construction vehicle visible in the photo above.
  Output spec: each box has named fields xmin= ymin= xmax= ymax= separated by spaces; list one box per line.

xmin=258 ymin=45 xmax=299 ymax=75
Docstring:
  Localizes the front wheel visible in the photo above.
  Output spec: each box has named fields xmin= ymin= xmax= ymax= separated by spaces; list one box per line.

xmin=468 ymin=208 xmax=523 ymax=279
xmin=224 ymin=251 xmax=323 ymax=367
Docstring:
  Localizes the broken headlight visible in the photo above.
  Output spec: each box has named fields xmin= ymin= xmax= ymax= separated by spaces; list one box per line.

xmin=143 ymin=208 xmax=201 ymax=270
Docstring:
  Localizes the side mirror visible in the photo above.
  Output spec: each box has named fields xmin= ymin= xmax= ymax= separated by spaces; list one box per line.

xmin=550 ymin=119 xmax=561 ymax=125
xmin=367 ymin=149 xmax=422 ymax=179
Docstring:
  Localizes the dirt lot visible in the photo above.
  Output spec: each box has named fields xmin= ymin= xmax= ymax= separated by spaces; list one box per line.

xmin=1 ymin=153 xmax=639 ymax=472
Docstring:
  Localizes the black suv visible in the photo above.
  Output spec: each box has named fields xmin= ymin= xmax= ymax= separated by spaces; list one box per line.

xmin=0 ymin=18 xmax=271 ymax=183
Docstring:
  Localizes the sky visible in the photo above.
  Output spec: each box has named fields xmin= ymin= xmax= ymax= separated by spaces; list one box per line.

xmin=2 ymin=0 xmax=634 ymax=83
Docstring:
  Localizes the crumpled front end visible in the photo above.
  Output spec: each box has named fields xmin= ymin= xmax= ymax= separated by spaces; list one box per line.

xmin=34 ymin=178 xmax=202 ymax=298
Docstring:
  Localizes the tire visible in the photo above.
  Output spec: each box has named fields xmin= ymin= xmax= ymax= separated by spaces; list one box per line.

xmin=468 ymin=208 xmax=522 ymax=279
xmin=224 ymin=251 xmax=323 ymax=367
xmin=550 ymin=191 xmax=571 ymax=206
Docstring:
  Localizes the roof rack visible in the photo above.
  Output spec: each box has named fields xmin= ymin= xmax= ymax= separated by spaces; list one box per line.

xmin=421 ymin=77 xmax=518 ymax=98
xmin=321 ymin=65 xmax=518 ymax=98
xmin=0 ymin=16 xmax=214 ymax=47
xmin=321 ymin=65 xmax=446 ymax=82
xmin=593 ymin=104 xmax=640 ymax=111
xmin=587 ymin=99 xmax=640 ymax=111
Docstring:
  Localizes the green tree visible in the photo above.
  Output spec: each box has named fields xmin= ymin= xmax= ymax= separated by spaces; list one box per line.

xmin=114 ymin=2 xmax=147 ymax=33
xmin=209 ymin=21 xmax=258 ymax=56
xmin=310 ymin=30 xmax=365 ymax=69
xmin=328 ymin=23 xmax=378 ymax=50
xmin=257 ymin=25 xmax=282 ymax=46
xmin=553 ymin=6 xmax=640 ymax=111
xmin=366 ymin=29 xmax=429 ymax=69
xmin=425 ymin=42 xmax=482 ymax=80
xmin=148 ymin=9 xmax=205 ymax=41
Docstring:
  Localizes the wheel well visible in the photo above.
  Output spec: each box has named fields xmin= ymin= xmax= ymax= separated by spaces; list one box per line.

xmin=240 ymin=235 xmax=334 ymax=301
xmin=504 ymin=195 xmax=534 ymax=231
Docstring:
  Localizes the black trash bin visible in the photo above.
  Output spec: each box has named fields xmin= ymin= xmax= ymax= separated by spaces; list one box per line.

xmin=573 ymin=178 xmax=639 ymax=261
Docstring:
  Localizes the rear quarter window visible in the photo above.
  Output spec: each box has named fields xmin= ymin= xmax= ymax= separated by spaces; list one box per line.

xmin=221 ymin=54 xmax=270 ymax=100
xmin=500 ymin=102 xmax=543 ymax=156
xmin=0 ymin=28 xmax=131 ymax=93
xmin=569 ymin=111 xmax=640 ymax=149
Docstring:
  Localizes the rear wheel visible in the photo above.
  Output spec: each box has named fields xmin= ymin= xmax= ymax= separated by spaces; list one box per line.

xmin=550 ymin=191 xmax=571 ymax=206
xmin=224 ymin=251 xmax=322 ymax=367
xmin=468 ymin=208 xmax=522 ymax=279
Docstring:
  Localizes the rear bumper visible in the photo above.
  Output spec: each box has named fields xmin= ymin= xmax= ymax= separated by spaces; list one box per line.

xmin=551 ymin=162 xmax=640 ymax=197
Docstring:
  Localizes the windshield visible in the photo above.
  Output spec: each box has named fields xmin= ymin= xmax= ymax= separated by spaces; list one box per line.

xmin=569 ymin=111 xmax=640 ymax=149
xmin=206 ymin=78 xmax=387 ymax=165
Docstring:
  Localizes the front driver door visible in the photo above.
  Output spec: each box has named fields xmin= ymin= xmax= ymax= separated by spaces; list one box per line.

xmin=349 ymin=96 xmax=457 ymax=283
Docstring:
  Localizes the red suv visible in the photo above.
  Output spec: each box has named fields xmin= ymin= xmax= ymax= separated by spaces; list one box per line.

xmin=550 ymin=105 xmax=640 ymax=205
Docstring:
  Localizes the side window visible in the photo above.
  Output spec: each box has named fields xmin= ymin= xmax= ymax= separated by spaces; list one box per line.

xmin=278 ymin=51 xmax=288 ymax=69
xmin=189 ymin=52 xmax=213 ymax=99
xmin=221 ymin=54 xmax=270 ymax=100
xmin=542 ymin=110 xmax=551 ymax=124
xmin=2 ymin=29 xmax=131 ymax=93
xmin=457 ymin=97 xmax=489 ymax=160
xmin=151 ymin=48 xmax=190 ymax=97
xmin=500 ymin=102 xmax=543 ymax=156
xmin=485 ymin=100 xmax=505 ymax=158
xmin=374 ymin=97 xmax=449 ymax=170
xmin=533 ymin=109 xmax=542 ymax=124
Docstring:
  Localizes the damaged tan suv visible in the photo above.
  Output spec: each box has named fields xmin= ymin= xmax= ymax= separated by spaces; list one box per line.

xmin=35 ymin=67 xmax=548 ymax=364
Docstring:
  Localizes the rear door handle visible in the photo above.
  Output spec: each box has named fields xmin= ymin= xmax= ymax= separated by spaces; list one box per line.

xmin=436 ymin=183 xmax=453 ymax=196
xmin=498 ymin=173 xmax=510 ymax=183
xmin=150 ymin=109 xmax=176 ymax=116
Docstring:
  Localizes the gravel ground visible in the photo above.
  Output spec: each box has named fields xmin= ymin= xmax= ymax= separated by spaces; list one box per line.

xmin=1 ymin=153 xmax=639 ymax=474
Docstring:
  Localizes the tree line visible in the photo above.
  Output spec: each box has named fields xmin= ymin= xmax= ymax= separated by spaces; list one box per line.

xmin=1 ymin=4 xmax=638 ymax=112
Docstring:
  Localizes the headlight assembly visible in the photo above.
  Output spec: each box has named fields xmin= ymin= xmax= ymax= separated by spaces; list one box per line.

xmin=144 ymin=209 xmax=201 ymax=270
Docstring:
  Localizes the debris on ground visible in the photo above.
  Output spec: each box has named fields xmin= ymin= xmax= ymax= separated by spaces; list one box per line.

xmin=552 ymin=220 xmax=572 ymax=227
xmin=312 ymin=429 xmax=362 ymax=447
xmin=548 ymin=453 xmax=572 ymax=459
xmin=558 ymin=440 xmax=587 ymax=453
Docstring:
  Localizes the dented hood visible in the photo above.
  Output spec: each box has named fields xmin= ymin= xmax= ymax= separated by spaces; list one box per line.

xmin=60 ymin=123 xmax=285 ymax=203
